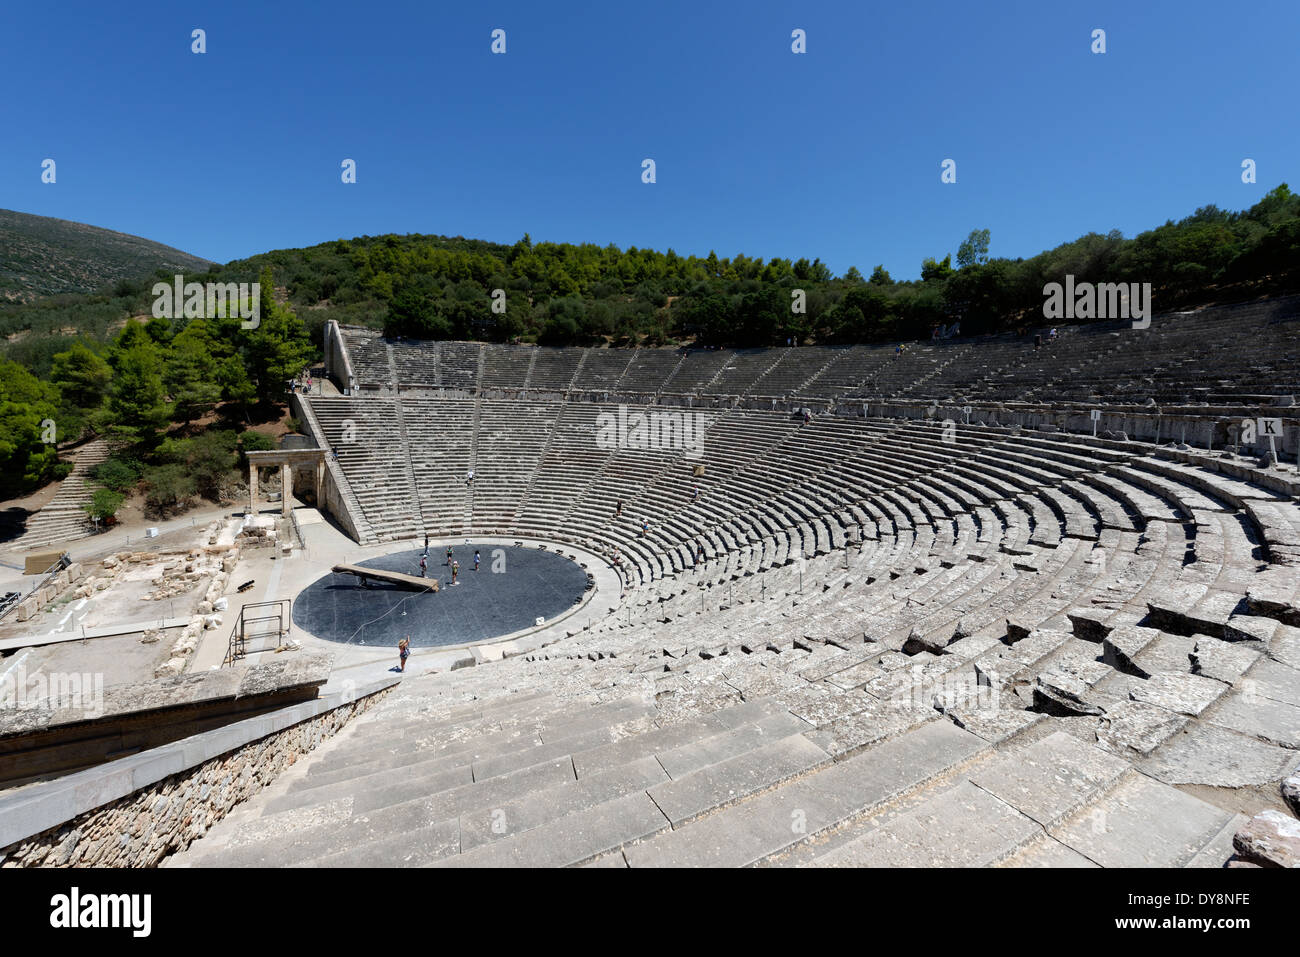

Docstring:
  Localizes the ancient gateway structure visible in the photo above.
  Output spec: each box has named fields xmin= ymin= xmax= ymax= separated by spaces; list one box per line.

xmin=245 ymin=448 xmax=327 ymax=518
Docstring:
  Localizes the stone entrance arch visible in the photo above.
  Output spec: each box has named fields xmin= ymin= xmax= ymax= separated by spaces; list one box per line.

xmin=245 ymin=449 xmax=326 ymax=517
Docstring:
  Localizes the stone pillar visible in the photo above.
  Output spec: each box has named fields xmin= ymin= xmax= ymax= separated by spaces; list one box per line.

xmin=249 ymin=465 xmax=258 ymax=514
xmin=315 ymin=455 xmax=325 ymax=504
xmin=281 ymin=463 xmax=292 ymax=517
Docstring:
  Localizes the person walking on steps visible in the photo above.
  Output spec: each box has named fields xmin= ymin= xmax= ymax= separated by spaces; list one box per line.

xmin=398 ymin=637 xmax=410 ymax=672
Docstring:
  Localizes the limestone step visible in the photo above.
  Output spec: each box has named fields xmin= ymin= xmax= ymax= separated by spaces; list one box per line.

xmin=807 ymin=779 xmax=1042 ymax=867
xmin=1021 ymin=770 xmax=1241 ymax=868
xmin=305 ymin=693 xmax=617 ymax=782
xmin=432 ymin=790 xmax=670 ymax=868
xmin=260 ymin=699 xmax=655 ymax=816
xmin=621 ymin=718 xmax=987 ymax=867
xmin=646 ymin=733 xmax=832 ymax=827
xmin=196 ymin=754 xmax=579 ymax=867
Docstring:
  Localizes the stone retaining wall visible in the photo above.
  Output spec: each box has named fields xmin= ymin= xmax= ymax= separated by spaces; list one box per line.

xmin=0 ymin=679 xmax=395 ymax=867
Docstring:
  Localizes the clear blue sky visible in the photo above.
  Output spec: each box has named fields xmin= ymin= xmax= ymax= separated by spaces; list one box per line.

xmin=3 ymin=0 xmax=1296 ymax=279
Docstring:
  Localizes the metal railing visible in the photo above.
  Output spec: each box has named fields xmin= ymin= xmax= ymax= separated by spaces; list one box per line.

xmin=0 ymin=552 xmax=70 ymax=624
xmin=224 ymin=598 xmax=292 ymax=666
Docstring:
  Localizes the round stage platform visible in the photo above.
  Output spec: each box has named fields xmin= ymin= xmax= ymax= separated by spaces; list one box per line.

xmin=292 ymin=544 xmax=591 ymax=649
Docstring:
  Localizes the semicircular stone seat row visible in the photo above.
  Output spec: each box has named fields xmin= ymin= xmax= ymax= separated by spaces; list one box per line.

xmin=335 ymin=294 xmax=1300 ymax=404
xmin=184 ymin=394 xmax=1300 ymax=868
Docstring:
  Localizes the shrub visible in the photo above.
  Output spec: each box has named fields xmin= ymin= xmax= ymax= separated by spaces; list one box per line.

xmin=91 ymin=456 xmax=144 ymax=492
xmin=239 ymin=430 xmax=277 ymax=454
xmin=156 ymin=430 xmax=239 ymax=500
xmin=143 ymin=463 xmax=196 ymax=516
xmin=83 ymin=487 xmax=124 ymax=521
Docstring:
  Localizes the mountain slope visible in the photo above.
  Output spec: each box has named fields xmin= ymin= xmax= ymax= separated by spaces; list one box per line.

xmin=0 ymin=208 xmax=213 ymax=302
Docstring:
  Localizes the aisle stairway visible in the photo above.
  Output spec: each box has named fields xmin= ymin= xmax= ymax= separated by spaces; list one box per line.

xmin=10 ymin=439 xmax=110 ymax=550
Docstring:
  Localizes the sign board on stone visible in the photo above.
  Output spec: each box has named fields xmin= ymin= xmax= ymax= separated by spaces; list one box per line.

xmin=23 ymin=551 xmax=66 ymax=575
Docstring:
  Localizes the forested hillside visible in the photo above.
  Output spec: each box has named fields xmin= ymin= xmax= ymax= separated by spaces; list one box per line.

xmin=0 ymin=208 xmax=212 ymax=303
xmin=1 ymin=184 xmax=1298 ymax=504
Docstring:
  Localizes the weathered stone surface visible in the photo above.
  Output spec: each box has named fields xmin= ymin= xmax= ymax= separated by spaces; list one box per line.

xmin=1128 ymin=672 xmax=1226 ymax=716
xmin=1067 ymin=608 xmax=1113 ymax=642
xmin=804 ymin=702 xmax=937 ymax=758
xmin=943 ymin=708 xmax=1041 ymax=744
xmin=1131 ymin=632 xmax=1199 ymax=675
xmin=1232 ymin=810 xmax=1300 ymax=868
xmin=1246 ymin=584 xmax=1300 ymax=626
xmin=1238 ymin=657 xmax=1300 ymax=707
xmin=1205 ymin=689 xmax=1300 ymax=749
xmin=1096 ymin=699 xmax=1188 ymax=757
xmin=900 ymin=627 xmax=947 ymax=657
xmin=813 ymin=780 xmax=1040 ymax=867
xmin=235 ymin=653 xmax=332 ymax=697
xmin=1102 ymin=626 xmax=1159 ymax=677
xmin=1223 ymin=614 xmax=1278 ymax=644
xmin=969 ymin=731 xmax=1130 ymax=827
xmin=1033 ymin=672 xmax=1103 ymax=716
xmin=1049 ymin=772 xmax=1234 ymax=868
xmin=1139 ymin=721 xmax=1299 ymax=788
xmin=1270 ymin=625 xmax=1300 ymax=670
xmin=1282 ymin=770 xmax=1300 ymax=816
xmin=1145 ymin=584 xmax=1210 ymax=634
xmin=1189 ymin=637 xmax=1261 ymax=683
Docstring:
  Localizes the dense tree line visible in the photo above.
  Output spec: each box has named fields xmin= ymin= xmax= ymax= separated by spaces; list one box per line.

xmin=0 ymin=185 xmax=1297 ymax=501
xmin=3 ymin=185 xmax=1297 ymax=362
xmin=0 ymin=266 xmax=311 ymax=504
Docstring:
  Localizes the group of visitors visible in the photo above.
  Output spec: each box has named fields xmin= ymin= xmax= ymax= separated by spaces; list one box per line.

xmin=400 ymin=536 xmax=485 ymax=670
xmin=291 ymin=367 xmax=316 ymax=395
xmin=419 ymin=540 xmax=480 ymax=582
